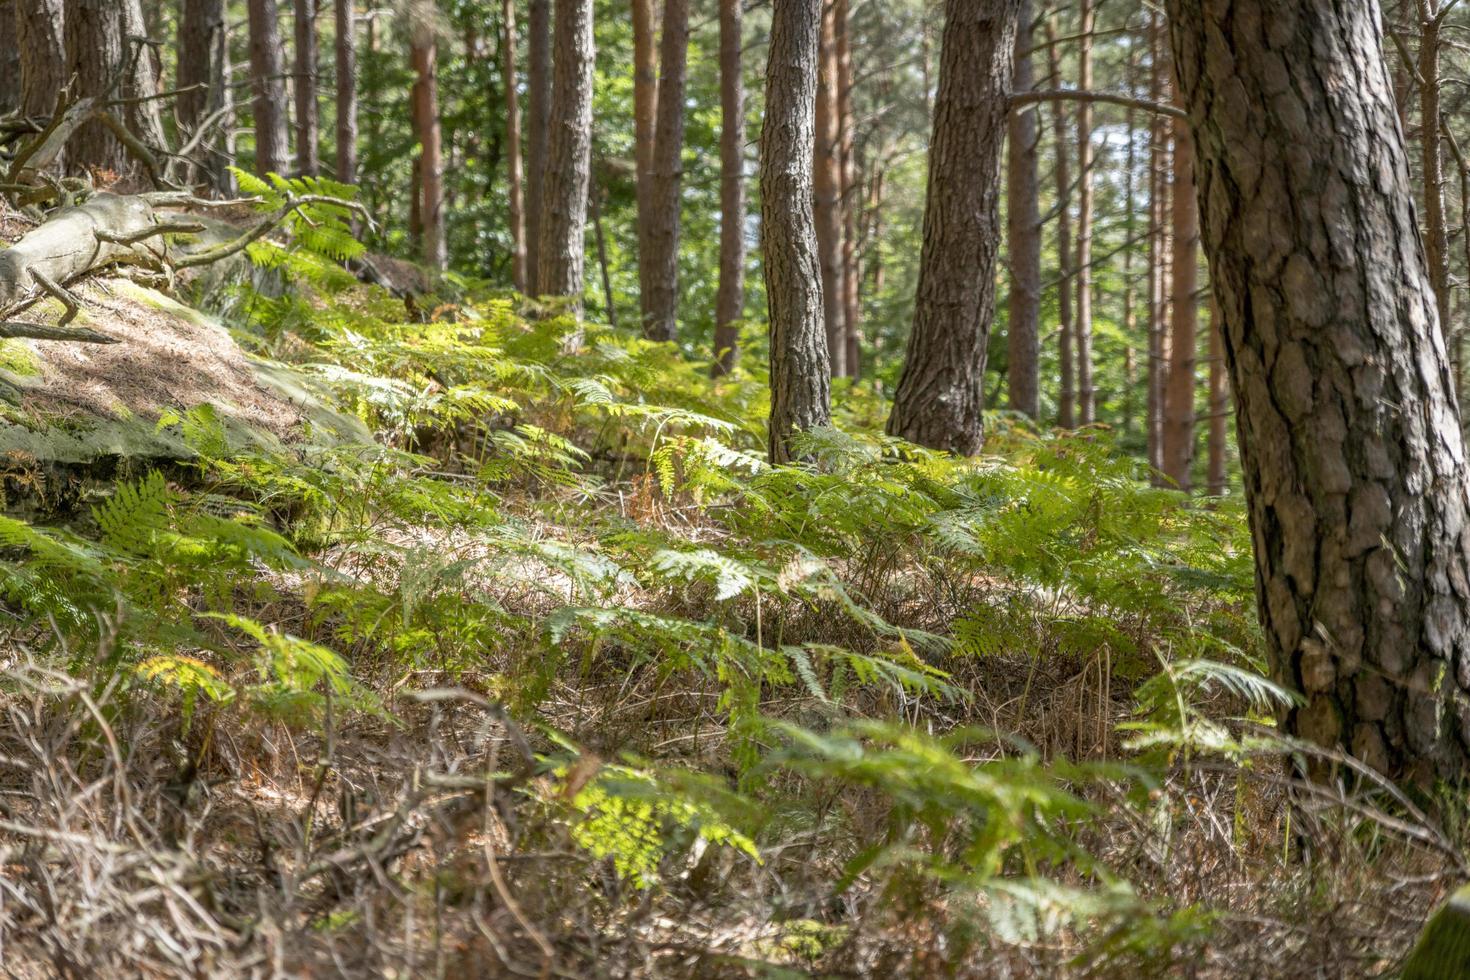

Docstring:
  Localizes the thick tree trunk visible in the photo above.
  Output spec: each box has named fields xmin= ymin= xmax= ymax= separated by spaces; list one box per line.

xmin=762 ymin=0 xmax=830 ymax=464
xmin=1045 ymin=21 xmax=1075 ymax=430
xmin=1170 ymin=0 xmax=1470 ymax=782
xmin=335 ymin=0 xmax=358 ymax=184
xmin=1206 ymin=297 xmax=1228 ymax=497
xmin=178 ymin=0 xmax=230 ymax=190
xmin=836 ymin=0 xmax=861 ymax=377
xmin=1162 ymin=105 xmax=1199 ymax=490
xmin=1419 ymin=1 xmax=1451 ymax=334
xmin=0 ymin=10 xmax=17 ymax=114
xmin=1006 ymin=0 xmax=1041 ymax=420
xmin=632 ymin=0 xmax=658 ymax=315
xmin=712 ymin=0 xmax=746 ymax=376
xmin=813 ymin=0 xmax=847 ymax=377
xmin=248 ymin=0 xmax=291 ymax=175
xmin=65 ymin=0 xmax=165 ymax=177
xmin=641 ymin=0 xmax=689 ymax=341
xmin=294 ymin=0 xmax=320 ymax=176
xmin=1074 ymin=0 xmax=1095 ymax=425
xmin=503 ymin=0 xmax=528 ymax=292
xmin=526 ymin=0 xmax=552 ymax=294
xmin=886 ymin=0 xmax=1022 ymax=455
xmin=411 ymin=29 xmax=446 ymax=272
xmin=18 ymin=0 xmax=67 ymax=124
xmin=536 ymin=0 xmax=594 ymax=302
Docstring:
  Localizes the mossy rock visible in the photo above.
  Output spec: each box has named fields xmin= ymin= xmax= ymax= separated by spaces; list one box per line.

xmin=1404 ymin=884 xmax=1470 ymax=979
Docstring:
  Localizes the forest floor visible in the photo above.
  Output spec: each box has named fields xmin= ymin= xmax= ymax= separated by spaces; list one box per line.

xmin=0 ymin=232 xmax=1458 ymax=977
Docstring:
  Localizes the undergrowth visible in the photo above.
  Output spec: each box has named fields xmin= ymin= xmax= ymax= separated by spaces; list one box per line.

xmin=0 ymin=233 xmax=1455 ymax=977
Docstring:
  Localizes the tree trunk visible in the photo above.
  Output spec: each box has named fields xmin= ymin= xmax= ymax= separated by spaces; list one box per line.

xmin=0 ymin=9 xmax=18 ymax=114
xmin=503 ymin=0 xmax=528 ymax=292
xmin=591 ymin=186 xmax=617 ymax=327
xmin=411 ymin=27 xmax=446 ymax=272
xmin=1419 ymin=1 xmax=1451 ymax=334
xmin=525 ymin=0 xmax=552 ymax=294
xmin=65 ymin=0 xmax=165 ymax=177
xmin=1162 ymin=102 xmax=1198 ymax=490
xmin=536 ymin=0 xmax=594 ymax=302
xmin=248 ymin=0 xmax=291 ymax=175
xmin=294 ymin=0 xmax=320 ymax=176
xmin=1074 ymin=0 xmax=1095 ymax=425
xmin=1146 ymin=9 xmax=1170 ymax=477
xmin=762 ymin=0 xmax=830 ymax=464
xmin=178 ymin=0 xmax=231 ymax=190
xmin=18 ymin=0 xmax=67 ymax=124
xmin=335 ymin=0 xmax=358 ymax=184
xmin=1170 ymin=0 xmax=1470 ymax=782
xmin=886 ymin=0 xmax=1022 ymax=455
xmin=1206 ymin=296 xmax=1228 ymax=496
xmin=836 ymin=0 xmax=861 ymax=377
xmin=632 ymin=0 xmax=658 ymax=315
xmin=712 ymin=0 xmax=746 ymax=376
xmin=1006 ymin=0 xmax=1040 ymax=420
xmin=641 ymin=0 xmax=689 ymax=341
xmin=1045 ymin=20 xmax=1074 ymax=430
xmin=813 ymin=0 xmax=847 ymax=377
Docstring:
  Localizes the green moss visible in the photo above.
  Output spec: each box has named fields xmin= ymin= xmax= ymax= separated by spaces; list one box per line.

xmin=0 ymin=341 xmax=41 ymax=378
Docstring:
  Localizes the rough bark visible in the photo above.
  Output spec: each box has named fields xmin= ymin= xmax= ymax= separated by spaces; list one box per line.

xmin=1419 ymin=1 xmax=1451 ymax=334
xmin=411 ymin=28 xmax=446 ymax=272
xmin=1170 ymin=0 xmax=1470 ymax=782
xmin=335 ymin=0 xmax=358 ymax=184
xmin=65 ymin=0 xmax=165 ymax=177
xmin=294 ymin=0 xmax=320 ymax=176
xmin=1206 ymin=296 xmax=1228 ymax=496
xmin=632 ymin=0 xmax=658 ymax=311
xmin=1006 ymin=0 xmax=1040 ymax=420
xmin=178 ymin=0 xmax=231 ymax=190
xmin=762 ymin=0 xmax=830 ymax=464
xmin=836 ymin=0 xmax=860 ymax=377
xmin=1162 ymin=105 xmax=1199 ymax=490
xmin=248 ymin=0 xmax=291 ymax=175
xmin=503 ymin=0 xmax=528 ymax=293
xmin=813 ymin=0 xmax=847 ymax=377
xmin=525 ymin=0 xmax=552 ymax=294
xmin=1074 ymin=0 xmax=1095 ymax=425
xmin=640 ymin=0 xmax=690 ymax=341
xmin=0 ymin=8 xmax=18 ymax=114
xmin=886 ymin=0 xmax=1022 ymax=455
xmin=1146 ymin=9 xmax=1170 ymax=477
xmin=712 ymin=0 xmax=746 ymax=376
xmin=1045 ymin=21 xmax=1075 ymax=430
xmin=18 ymin=0 xmax=67 ymax=124
xmin=536 ymin=0 xmax=594 ymax=302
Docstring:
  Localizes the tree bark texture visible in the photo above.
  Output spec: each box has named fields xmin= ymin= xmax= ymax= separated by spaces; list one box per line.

xmin=1162 ymin=105 xmax=1199 ymax=490
xmin=1418 ymin=0 xmax=1451 ymax=334
xmin=712 ymin=0 xmax=746 ymax=376
xmin=65 ymin=0 xmax=165 ymax=177
xmin=537 ymin=0 xmax=595 ymax=302
xmin=813 ymin=0 xmax=847 ymax=377
xmin=178 ymin=0 xmax=232 ymax=191
xmin=886 ymin=0 xmax=1022 ymax=455
xmin=503 ymin=0 xmax=528 ymax=293
xmin=1207 ymin=296 xmax=1228 ymax=496
xmin=526 ymin=0 xmax=552 ymax=293
xmin=335 ymin=0 xmax=358 ymax=183
xmin=18 ymin=0 xmax=67 ymax=124
xmin=1045 ymin=21 xmax=1075 ymax=429
xmin=0 ymin=8 xmax=18 ymax=114
xmin=1147 ymin=10 xmax=1171 ymax=476
xmin=632 ymin=0 xmax=658 ymax=316
xmin=1074 ymin=0 xmax=1096 ymax=425
xmin=1170 ymin=0 xmax=1470 ymax=781
xmin=836 ymin=0 xmax=860 ymax=377
xmin=294 ymin=0 xmax=320 ymax=176
xmin=411 ymin=29 xmax=445 ymax=272
xmin=248 ymin=0 xmax=291 ymax=175
xmin=762 ymin=0 xmax=830 ymax=464
xmin=1006 ymin=0 xmax=1041 ymax=420
xmin=640 ymin=0 xmax=690 ymax=341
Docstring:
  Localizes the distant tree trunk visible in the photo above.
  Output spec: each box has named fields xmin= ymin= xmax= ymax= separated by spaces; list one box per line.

xmin=526 ymin=0 xmax=552 ymax=293
xmin=1206 ymin=297 xmax=1228 ymax=496
xmin=19 ymin=0 xmax=67 ymax=123
xmin=1171 ymin=0 xmax=1470 ymax=782
xmin=0 ymin=12 xmax=17 ymax=114
xmin=1045 ymin=21 xmax=1074 ymax=429
xmin=1162 ymin=102 xmax=1199 ymax=490
xmin=1419 ymin=0 xmax=1451 ymax=332
xmin=813 ymin=0 xmax=847 ymax=377
xmin=1121 ymin=80 xmax=1139 ymax=437
xmin=503 ymin=0 xmax=528 ymax=292
xmin=1074 ymin=0 xmax=1096 ymax=425
xmin=762 ymin=0 xmax=830 ymax=464
xmin=1006 ymin=0 xmax=1041 ymax=420
xmin=1146 ymin=9 xmax=1170 ymax=477
xmin=641 ymin=0 xmax=690 ymax=341
xmin=632 ymin=0 xmax=659 ymax=313
xmin=712 ymin=0 xmax=746 ymax=376
xmin=178 ymin=0 xmax=228 ymax=188
xmin=411 ymin=25 xmax=446 ymax=272
xmin=248 ymin=0 xmax=291 ymax=175
xmin=65 ymin=0 xmax=165 ymax=177
xmin=591 ymin=184 xmax=618 ymax=326
xmin=537 ymin=0 xmax=595 ymax=301
xmin=836 ymin=0 xmax=861 ymax=377
xmin=294 ymin=0 xmax=320 ymax=176
xmin=335 ymin=0 xmax=358 ymax=184
xmin=887 ymin=0 xmax=1022 ymax=454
